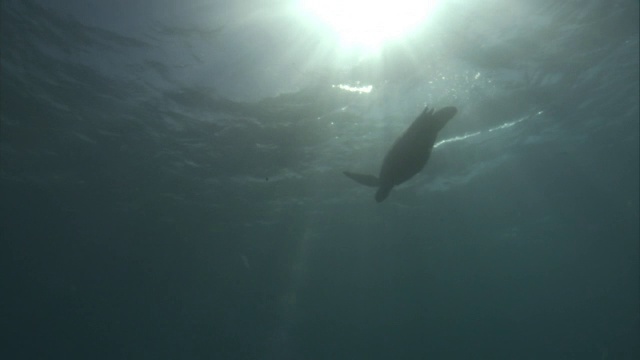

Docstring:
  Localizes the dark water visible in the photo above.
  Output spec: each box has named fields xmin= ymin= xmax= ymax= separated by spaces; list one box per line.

xmin=2 ymin=0 xmax=638 ymax=359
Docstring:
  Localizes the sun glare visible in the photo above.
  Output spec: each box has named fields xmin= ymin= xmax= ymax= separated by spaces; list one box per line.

xmin=301 ymin=0 xmax=435 ymax=48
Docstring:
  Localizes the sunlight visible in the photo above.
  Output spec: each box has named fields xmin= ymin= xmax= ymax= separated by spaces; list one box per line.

xmin=435 ymin=113 xmax=539 ymax=148
xmin=301 ymin=0 xmax=436 ymax=48
xmin=332 ymin=84 xmax=373 ymax=93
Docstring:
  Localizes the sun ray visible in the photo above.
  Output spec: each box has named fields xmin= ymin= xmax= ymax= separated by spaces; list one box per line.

xmin=301 ymin=0 xmax=438 ymax=50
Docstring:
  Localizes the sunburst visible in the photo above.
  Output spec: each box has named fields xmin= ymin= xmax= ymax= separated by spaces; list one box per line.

xmin=300 ymin=0 xmax=438 ymax=49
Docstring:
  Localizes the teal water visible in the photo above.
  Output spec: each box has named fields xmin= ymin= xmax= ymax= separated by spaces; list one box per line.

xmin=2 ymin=0 xmax=638 ymax=359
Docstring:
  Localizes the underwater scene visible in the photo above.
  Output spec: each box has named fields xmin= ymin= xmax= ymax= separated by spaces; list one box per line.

xmin=2 ymin=0 xmax=639 ymax=359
